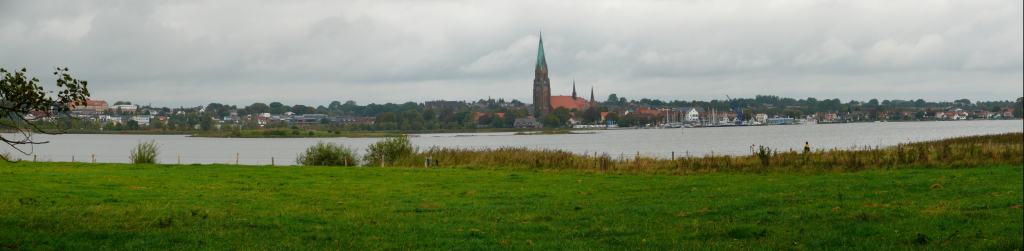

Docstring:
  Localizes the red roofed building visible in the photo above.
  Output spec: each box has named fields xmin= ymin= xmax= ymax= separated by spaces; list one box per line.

xmin=472 ymin=112 xmax=507 ymax=124
xmin=72 ymin=99 xmax=108 ymax=114
xmin=549 ymin=78 xmax=595 ymax=111
xmin=550 ymin=96 xmax=589 ymax=111
xmin=634 ymin=107 xmax=662 ymax=117
xmin=473 ymin=112 xmax=487 ymax=122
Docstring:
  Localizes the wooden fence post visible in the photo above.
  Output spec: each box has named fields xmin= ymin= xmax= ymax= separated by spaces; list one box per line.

xmin=235 ymin=153 xmax=239 ymax=165
xmin=271 ymin=157 xmax=275 ymax=166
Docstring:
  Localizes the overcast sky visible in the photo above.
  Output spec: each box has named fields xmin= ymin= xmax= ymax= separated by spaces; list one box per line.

xmin=1 ymin=0 xmax=1021 ymax=107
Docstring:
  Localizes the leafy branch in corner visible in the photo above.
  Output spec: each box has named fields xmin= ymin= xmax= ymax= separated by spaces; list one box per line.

xmin=0 ymin=67 xmax=90 ymax=161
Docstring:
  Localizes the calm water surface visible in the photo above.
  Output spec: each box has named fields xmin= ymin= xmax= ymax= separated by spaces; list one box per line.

xmin=5 ymin=120 xmax=1020 ymax=165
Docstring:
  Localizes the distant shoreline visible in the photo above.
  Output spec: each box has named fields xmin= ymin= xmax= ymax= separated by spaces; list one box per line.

xmin=45 ymin=128 xmax=577 ymax=138
xmin=5 ymin=119 xmax=1017 ymax=138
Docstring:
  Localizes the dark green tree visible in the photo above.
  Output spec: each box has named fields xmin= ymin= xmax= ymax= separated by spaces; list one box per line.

xmin=126 ymin=120 xmax=140 ymax=130
xmin=268 ymin=102 xmax=287 ymax=114
xmin=1015 ymin=97 xmax=1023 ymax=118
xmin=199 ymin=116 xmax=214 ymax=131
xmin=489 ymin=114 xmax=505 ymax=128
xmin=606 ymin=94 xmax=619 ymax=104
xmin=246 ymin=102 xmax=270 ymax=114
xmin=541 ymin=114 xmax=561 ymax=128
xmin=582 ymin=106 xmax=601 ymax=124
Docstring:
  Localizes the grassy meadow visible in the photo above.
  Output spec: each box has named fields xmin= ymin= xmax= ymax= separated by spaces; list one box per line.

xmin=0 ymin=162 xmax=1021 ymax=250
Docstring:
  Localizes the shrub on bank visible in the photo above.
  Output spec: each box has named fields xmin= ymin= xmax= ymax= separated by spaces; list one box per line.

xmin=130 ymin=140 xmax=159 ymax=164
xmin=296 ymin=142 xmax=358 ymax=166
xmin=363 ymin=135 xmax=415 ymax=167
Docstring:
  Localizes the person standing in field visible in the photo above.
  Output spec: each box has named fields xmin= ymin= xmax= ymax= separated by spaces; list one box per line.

xmin=803 ymin=141 xmax=811 ymax=154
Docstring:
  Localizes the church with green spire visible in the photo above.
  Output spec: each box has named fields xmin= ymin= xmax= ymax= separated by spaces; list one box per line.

xmin=532 ymin=33 xmax=598 ymax=118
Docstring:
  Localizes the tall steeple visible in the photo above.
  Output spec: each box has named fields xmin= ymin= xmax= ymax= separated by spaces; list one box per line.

xmin=532 ymin=32 xmax=552 ymax=117
xmin=535 ymin=32 xmax=548 ymax=77
xmin=572 ymin=78 xmax=577 ymax=100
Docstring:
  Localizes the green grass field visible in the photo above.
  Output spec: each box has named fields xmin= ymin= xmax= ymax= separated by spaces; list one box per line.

xmin=1 ymin=162 xmax=1021 ymax=250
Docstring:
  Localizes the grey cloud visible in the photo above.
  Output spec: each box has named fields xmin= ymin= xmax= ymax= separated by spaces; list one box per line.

xmin=0 ymin=0 xmax=1020 ymax=107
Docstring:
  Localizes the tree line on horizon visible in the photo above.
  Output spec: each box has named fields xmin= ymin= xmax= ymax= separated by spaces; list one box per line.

xmin=69 ymin=94 xmax=1023 ymax=132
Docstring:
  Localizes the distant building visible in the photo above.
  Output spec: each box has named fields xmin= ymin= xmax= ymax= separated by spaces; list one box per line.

xmin=816 ymin=112 xmax=840 ymax=123
xmin=256 ymin=113 xmax=272 ymax=126
xmin=942 ymin=111 xmax=967 ymax=120
xmin=551 ymin=77 xmax=595 ymax=111
xmin=335 ymin=116 xmax=376 ymax=126
xmin=25 ymin=110 xmax=52 ymax=121
xmin=550 ymin=95 xmax=590 ymax=111
xmin=105 ymin=115 xmax=128 ymax=125
xmin=766 ymin=117 xmax=795 ymax=125
xmin=291 ymin=114 xmax=327 ymax=124
xmin=633 ymin=107 xmax=662 ymax=117
xmin=514 ymin=117 xmax=542 ymax=128
xmin=73 ymin=99 xmax=108 ymax=115
xmin=754 ymin=113 xmax=768 ymax=124
xmin=110 ymin=104 xmax=138 ymax=113
xmin=681 ymin=107 xmax=701 ymax=122
xmin=131 ymin=115 xmax=152 ymax=126
xmin=1003 ymin=109 xmax=1016 ymax=118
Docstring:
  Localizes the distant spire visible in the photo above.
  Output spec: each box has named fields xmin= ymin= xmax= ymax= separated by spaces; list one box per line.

xmin=572 ymin=78 xmax=577 ymax=100
xmin=590 ymin=86 xmax=595 ymax=104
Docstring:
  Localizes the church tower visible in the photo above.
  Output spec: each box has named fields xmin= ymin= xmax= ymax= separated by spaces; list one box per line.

xmin=532 ymin=33 xmax=552 ymax=116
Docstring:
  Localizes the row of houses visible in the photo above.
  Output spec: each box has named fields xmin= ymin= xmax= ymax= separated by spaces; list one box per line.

xmin=602 ymin=105 xmax=1019 ymax=127
xmin=66 ymin=99 xmax=381 ymax=129
xmin=246 ymin=113 xmax=376 ymax=127
xmin=625 ymin=107 xmax=748 ymax=126
xmin=76 ymin=114 xmax=167 ymax=127
xmin=816 ymin=108 xmax=1016 ymax=123
xmin=71 ymin=99 xmax=143 ymax=115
